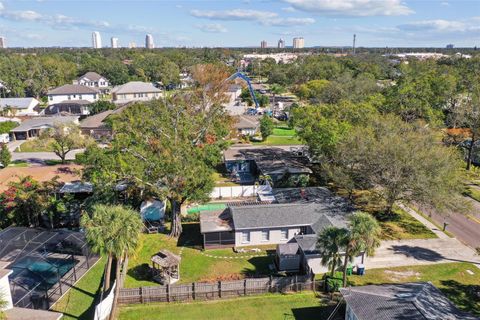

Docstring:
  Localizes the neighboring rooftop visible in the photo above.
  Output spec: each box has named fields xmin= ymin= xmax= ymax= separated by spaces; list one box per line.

xmin=340 ymin=282 xmax=479 ymax=320
xmin=234 ymin=115 xmax=259 ymax=129
xmin=59 ymin=181 xmax=93 ymax=194
xmin=112 ymin=81 xmax=162 ymax=94
xmin=10 ymin=116 xmax=78 ymax=132
xmin=224 ymin=146 xmax=311 ymax=176
xmin=80 ymin=104 xmax=127 ymax=129
xmin=200 ymin=210 xmax=233 ymax=234
xmin=48 ymin=84 xmax=100 ymax=95
xmin=79 ymin=71 xmax=105 ymax=82
xmin=0 ymin=97 xmax=39 ymax=109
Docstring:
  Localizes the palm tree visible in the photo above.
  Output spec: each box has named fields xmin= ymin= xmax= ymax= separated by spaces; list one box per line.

xmin=81 ymin=204 xmax=143 ymax=294
xmin=316 ymin=227 xmax=349 ymax=277
xmin=341 ymin=212 xmax=381 ymax=287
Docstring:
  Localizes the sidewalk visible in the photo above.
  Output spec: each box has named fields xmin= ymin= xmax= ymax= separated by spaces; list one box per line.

xmin=397 ymin=203 xmax=450 ymax=239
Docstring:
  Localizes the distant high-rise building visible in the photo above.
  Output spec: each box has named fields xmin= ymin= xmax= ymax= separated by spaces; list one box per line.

xmin=261 ymin=40 xmax=267 ymax=48
xmin=293 ymin=37 xmax=304 ymax=49
xmin=128 ymin=42 xmax=137 ymax=49
xmin=278 ymin=38 xmax=285 ymax=49
xmin=446 ymin=44 xmax=454 ymax=49
xmin=92 ymin=31 xmax=102 ymax=49
xmin=111 ymin=37 xmax=119 ymax=48
xmin=0 ymin=37 xmax=5 ymax=49
xmin=146 ymin=34 xmax=154 ymax=49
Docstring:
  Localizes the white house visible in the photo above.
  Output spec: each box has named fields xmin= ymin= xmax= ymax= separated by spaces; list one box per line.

xmin=74 ymin=72 xmax=110 ymax=93
xmin=111 ymin=81 xmax=162 ymax=104
xmin=0 ymin=98 xmax=40 ymax=116
xmin=46 ymin=84 xmax=100 ymax=116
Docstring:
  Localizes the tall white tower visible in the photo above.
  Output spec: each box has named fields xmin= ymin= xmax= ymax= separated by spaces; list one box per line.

xmin=145 ymin=34 xmax=154 ymax=49
xmin=92 ymin=31 xmax=102 ymax=48
xmin=111 ymin=37 xmax=119 ymax=48
xmin=278 ymin=38 xmax=285 ymax=49
xmin=293 ymin=37 xmax=304 ymax=49
xmin=0 ymin=37 xmax=5 ymax=49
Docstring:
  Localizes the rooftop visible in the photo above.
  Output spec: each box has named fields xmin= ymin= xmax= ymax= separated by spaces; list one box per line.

xmin=59 ymin=181 xmax=93 ymax=194
xmin=340 ymin=282 xmax=479 ymax=320
xmin=151 ymin=249 xmax=181 ymax=268
xmin=234 ymin=115 xmax=259 ymax=129
xmin=10 ymin=116 xmax=79 ymax=132
xmin=112 ymin=81 xmax=162 ymax=94
xmin=200 ymin=210 xmax=233 ymax=233
xmin=0 ymin=98 xmax=39 ymax=109
xmin=48 ymin=84 xmax=100 ymax=95
xmin=79 ymin=71 xmax=105 ymax=82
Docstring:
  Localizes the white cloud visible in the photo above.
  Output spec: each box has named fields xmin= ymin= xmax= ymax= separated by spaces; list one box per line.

xmin=190 ymin=8 xmax=314 ymax=27
xmin=281 ymin=6 xmax=296 ymax=12
xmin=441 ymin=2 xmax=450 ymax=6
xmin=399 ymin=19 xmax=480 ymax=33
xmin=191 ymin=9 xmax=277 ymax=21
xmin=196 ymin=23 xmax=228 ymax=33
xmin=283 ymin=0 xmax=414 ymax=16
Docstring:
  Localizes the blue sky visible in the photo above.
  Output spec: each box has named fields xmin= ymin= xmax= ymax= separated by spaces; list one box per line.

xmin=0 ymin=0 xmax=479 ymax=48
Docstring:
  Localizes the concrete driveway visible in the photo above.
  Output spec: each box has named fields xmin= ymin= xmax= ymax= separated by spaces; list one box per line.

xmin=365 ymin=238 xmax=480 ymax=269
xmin=6 ymin=140 xmax=24 ymax=152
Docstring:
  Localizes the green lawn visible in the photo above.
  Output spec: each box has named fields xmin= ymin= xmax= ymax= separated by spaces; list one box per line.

xmin=212 ymin=171 xmax=240 ymax=187
xmin=272 ymin=127 xmax=296 ymax=136
xmin=254 ymin=135 xmax=302 ymax=145
xmin=16 ymin=138 xmax=55 ymax=152
xmin=125 ymin=223 xmax=274 ymax=288
xmin=8 ymin=160 xmax=29 ymax=167
xmin=371 ymin=207 xmax=437 ymax=240
xmin=51 ymin=257 xmax=106 ymax=320
xmin=349 ymin=262 xmax=480 ymax=316
xmin=119 ymin=292 xmax=336 ymax=320
xmin=464 ymin=186 xmax=480 ymax=203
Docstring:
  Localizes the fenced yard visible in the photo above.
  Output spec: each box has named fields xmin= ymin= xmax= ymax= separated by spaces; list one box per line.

xmin=119 ymin=274 xmax=320 ymax=305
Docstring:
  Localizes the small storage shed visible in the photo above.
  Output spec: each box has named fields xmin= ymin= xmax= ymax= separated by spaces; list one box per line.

xmin=275 ymin=243 xmax=301 ymax=272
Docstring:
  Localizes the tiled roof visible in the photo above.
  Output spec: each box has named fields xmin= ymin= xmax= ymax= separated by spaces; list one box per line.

xmin=340 ymin=282 xmax=479 ymax=320
xmin=48 ymin=84 xmax=100 ymax=95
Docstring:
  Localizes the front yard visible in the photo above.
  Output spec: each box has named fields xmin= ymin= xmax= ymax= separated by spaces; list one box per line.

xmin=125 ymin=223 xmax=274 ymax=288
xmin=119 ymin=292 xmax=336 ymax=320
xmin=253 ymin=126 xmax=302 ymax=146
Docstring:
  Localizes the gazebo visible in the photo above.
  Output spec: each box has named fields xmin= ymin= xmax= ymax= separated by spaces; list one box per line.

xmin=151 ymin=249 xmax=181 ymax=284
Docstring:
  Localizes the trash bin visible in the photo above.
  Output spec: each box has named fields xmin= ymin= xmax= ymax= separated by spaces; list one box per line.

xmin=346 ymin=265 xmax=353 ymax=275
xmin=357 ymin=264 xmax=365 ymax=275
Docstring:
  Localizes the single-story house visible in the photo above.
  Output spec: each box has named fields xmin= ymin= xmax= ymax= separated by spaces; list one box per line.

xmin=79 ymin=104 xmax=127 ymax=140
xmin=74 ymin=71 xmax=110 ymax=93
xmin=10 ymin=116 xmax=79 ymax=140
xmin=234 ymin=115 xmax=259 ymax=136
xmin=46 ymin=84 xmax=100 ymax=116
xmin=340 ymin=282 xmax=479 ymax=320
xmin=223 ymin=145 xmax=311 ymax=185
xmin=111 ymin=81 xmax=162 ymax=103
xmin=0 ymin=98 xmax=40 ymax=116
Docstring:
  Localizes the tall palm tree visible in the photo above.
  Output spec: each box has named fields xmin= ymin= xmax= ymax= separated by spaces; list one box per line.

xmin=81 ymin=204 xmax=143 ymax=293
xmin=316 ymin=227 xmax=349 ymax=277
xmin=341 ymin=212 xmax=381 ymax=287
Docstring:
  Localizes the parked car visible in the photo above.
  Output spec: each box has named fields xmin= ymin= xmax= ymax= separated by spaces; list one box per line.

xmin=0 ymin=134 xmax=10 ymax=144
xmin=246 ymin=108 xmax=257 ymax=115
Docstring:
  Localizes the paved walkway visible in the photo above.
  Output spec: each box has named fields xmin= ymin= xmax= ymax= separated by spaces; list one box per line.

xmin=397 ymin=203 xmax=450 ymax=239
xmin=6 ymin=140 xmax=24 ymax=152
xmin=365 ymin=238 xmax=480 ymax=269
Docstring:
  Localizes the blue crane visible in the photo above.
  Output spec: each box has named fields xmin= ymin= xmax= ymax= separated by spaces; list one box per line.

xmin=226 ymin=72 xmax=259 ymax=109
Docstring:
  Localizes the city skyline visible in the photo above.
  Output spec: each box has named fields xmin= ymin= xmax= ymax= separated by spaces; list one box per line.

xmin=0 ymin=1 xmax=478 ymax=48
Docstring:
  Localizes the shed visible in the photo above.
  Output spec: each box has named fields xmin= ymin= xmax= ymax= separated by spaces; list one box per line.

xmin=275 ymin=242 xmax=301 ymax=272
xmin=151 ymin=250 xmax=181 ymax=284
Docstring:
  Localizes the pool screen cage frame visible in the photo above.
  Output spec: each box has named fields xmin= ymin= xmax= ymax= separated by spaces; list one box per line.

xmin=0 ymin=227 xmax=99 ymax=310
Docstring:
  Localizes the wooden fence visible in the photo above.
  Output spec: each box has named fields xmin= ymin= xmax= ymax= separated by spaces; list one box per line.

xmin=118 ymin=274 xmax=322 ymax=305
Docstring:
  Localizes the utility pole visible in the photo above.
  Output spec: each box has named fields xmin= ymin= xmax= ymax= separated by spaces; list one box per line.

xmin=352 ymin=34 xmax=356 ymax=55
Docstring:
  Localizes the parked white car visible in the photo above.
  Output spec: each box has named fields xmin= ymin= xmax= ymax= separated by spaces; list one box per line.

xmin=0 ymin=133 xmax=9 ymax=144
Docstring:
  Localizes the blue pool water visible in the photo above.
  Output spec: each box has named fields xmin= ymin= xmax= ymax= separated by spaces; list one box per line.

xmin=10 ymin=257 xmax=76 ymax=290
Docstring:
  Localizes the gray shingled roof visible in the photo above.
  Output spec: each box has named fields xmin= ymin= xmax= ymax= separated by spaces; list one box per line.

xmin=111 ymin=81 xmax=162 ymax=94
xmin=294 ymin=234 xmax=318 ymax=253
xmin=48 ymin=84 xmax=100 ymax=95
xmin=10 ymin=116 xmax=79 ymax=132
xmin=0 ymin=97 xmax=39 ymax=109
xmin=59 ymin=182 xmax=93 ymax=194
xmin=79 ymin=72 xmax=105 ymax=82
xmin=234 ymin=115 xmax=259 ymax=129
xmin=340 ymin=282 xmax=479 ymax=320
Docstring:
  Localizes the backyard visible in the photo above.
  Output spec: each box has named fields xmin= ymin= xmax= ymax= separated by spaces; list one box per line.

xmin=125 ymin=223 xmax=275 ymax=288
xmin=118 ymin=292 xmax=338 ymax=320
xmin=254 ymin=126 xmax=302 ymax=146
xmin=51 ymin=257 xmax=106 ymax=320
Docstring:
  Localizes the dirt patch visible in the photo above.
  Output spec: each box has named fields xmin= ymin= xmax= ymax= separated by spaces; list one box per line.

xmin=0 ymin=164 xmax=82 ymax=191
xmin=384 ymin=270 xmax=421 ymax=281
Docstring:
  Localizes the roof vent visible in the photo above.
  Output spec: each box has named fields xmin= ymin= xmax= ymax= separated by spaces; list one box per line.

xmin=395 ymin=293 xmax=414 ymax=298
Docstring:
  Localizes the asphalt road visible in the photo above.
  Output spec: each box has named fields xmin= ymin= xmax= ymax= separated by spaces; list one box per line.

xmin=420 ymin=199 xmax=480 ymax=250
xmin=12 ymin=149 xmax=84 ymax=163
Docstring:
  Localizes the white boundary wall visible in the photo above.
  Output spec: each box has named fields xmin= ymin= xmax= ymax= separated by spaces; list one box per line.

xmin=210 ymin=185 xmax=272 ymax=199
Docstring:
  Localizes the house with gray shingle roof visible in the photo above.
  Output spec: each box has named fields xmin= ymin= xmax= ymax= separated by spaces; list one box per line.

xmin=111 ymin=81 xmax=162 ymax=104
xmin=10 ymin=116 xmax=79 ymax=140
xmin=75 ymin=71 xmax=110 ymax=93
xmin=200 ymin=187 xmax=361 ymax=274
xmin=46 ymin=84 xmax=100 ymax=116
xmin=340 ymin=282 xmax=479 ymax=320
xmin=0 ymin=98 xmax=40 ymax=116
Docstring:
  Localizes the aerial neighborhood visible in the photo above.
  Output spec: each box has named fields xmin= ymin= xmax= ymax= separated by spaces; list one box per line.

xmin=0 ymin=2 xmax=479 ymax=320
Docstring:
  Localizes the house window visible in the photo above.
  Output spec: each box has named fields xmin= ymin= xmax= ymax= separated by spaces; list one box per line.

xmin=280 ymin=229 xmax=288 ymax=240
xmin=49 ymin=96 xmax=53 ymax=101
xmin=300 ymin=226 xmax=308 ymax=235
xmin=93 ymin=94 xmax=97 ymax=99
xmin=241 ymin=231 xmax=250 ymax=243
xmin=67 ymin=95 xmax=71 ymax=100
xmin=79 ymin=95 xmax=82 ymax=100
xmin=261 ymin=230 xmax=270 ymax=242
